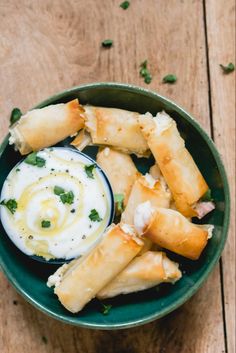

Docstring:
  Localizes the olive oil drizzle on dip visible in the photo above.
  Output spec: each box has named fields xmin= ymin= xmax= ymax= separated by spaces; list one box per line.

xmin=0 ymin=148 xmax=112 ymax=260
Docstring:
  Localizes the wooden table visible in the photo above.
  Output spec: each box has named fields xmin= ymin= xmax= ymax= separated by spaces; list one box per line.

xmin=0 ymin=1 xmax=235 ymax=352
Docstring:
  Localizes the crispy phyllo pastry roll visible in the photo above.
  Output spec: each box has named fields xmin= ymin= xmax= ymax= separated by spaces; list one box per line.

xmin=139 ymin=111 xmax=210 ymax=217
xmin=82 ymin=106 xmax=149 ymax=157
xmin=97 ymin=251 xmax=181 ymax=299
xmin=96 ymin=147 xmax=140 ymax=206
xmin=121 ymin=173 xmax=171 ymax=224
xmin=134 ymin=202 xmax=214 ymax=260
xmin=9 ymin=99 xmax=85 ymax=155
xmin=47 ymin=224 xmax=143 ymax=313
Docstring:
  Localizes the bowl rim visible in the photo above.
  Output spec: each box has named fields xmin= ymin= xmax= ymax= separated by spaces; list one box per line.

xmin=0 ymin=82 xmax=231 ymax=329
xmin=16 ymin=147 xmax=114 ymax=264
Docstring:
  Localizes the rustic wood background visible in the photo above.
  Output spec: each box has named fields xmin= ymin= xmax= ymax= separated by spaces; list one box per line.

xmin=0 ymin=1 xmax=235 ymax=352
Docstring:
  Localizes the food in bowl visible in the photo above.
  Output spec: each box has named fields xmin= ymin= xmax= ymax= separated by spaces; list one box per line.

xmin=0 ymin=147 xmax=113 ymax=261
xmin=71 ymin=105 xmax=150 ymax=157
xmin=47 ymin=224 xmax=144 ymax=313
xmin=9 ymin=99 xmax=84 ymax=155
xmin=1 ymin=98 xmax=216 ymax=315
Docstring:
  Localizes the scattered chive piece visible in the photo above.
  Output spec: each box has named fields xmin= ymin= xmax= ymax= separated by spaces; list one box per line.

xmin=16 ymin=168 xmax=20 ymax=172
xmin=120 ymin=1 xmax=130 ymax=10
xmin=24 ymin=152 xmax=46 ymax=168
xmin=54 ymin=186 xmax=65 ymax=195
xmin=10 ymin=108 xmax=22 ymax=126
xmin=101 ymin=303 xmax=112 ymax=315
xmin=42 ymin=336 xmax=48 ymax=344
xmin=162 ymin=74 xmax=177 ymax=84
xmin=102 ymin=39 xmax=113 ymax=48
xmin=54 ymin=186 xmax=74 ymax=205
xmin=220 ymin=62 xmax=235 ymax=74
xmin=84 ymin=164 xmax=96 ymax=179
xmin=144 ymin=74 xmax=152 ymax=84
xmin=0 ymin=199 xmax=17 ymax=214
xmin=114 ymin=193 xmax=125 ymax=213
xmin=41 ymin=220 xmax=51 ymax=228
xmin=139 ymin=60 xmax=152 ymax=84
xmin=89 ymin=209 xmax=102 ymax=222
xmin=201 ymin=189 xmax=213 ymax=202
xmin=60 ymin=191 xmax=74 ymax=205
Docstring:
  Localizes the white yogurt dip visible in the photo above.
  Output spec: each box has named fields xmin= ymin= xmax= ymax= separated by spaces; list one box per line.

xmin=0 ymin=147 xmax=113 ymax=260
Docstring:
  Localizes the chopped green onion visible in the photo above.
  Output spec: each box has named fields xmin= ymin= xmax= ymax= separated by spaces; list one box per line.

xmin=102 ymin=39 xmax=113 ymax=48
xmin=120 ymin=1 xmax=130 ymax=10
xmin=140 ymin=60 xmax=152 ymax=84
xmin=220 ymin=62 xmax=235 ymax=74
xmin=0 ymin=199 xmax=18 ymax=214
xmin=54 ymin=186 xmax=65 ymax=195
xmin=24 ymin=152 xmax=46 ymax=168
xmin=41 ymin=220 xmax=51 ymax=228
xmin=89 ymin=209 xmax=102 ymax=222
xmin=84 ymin=164 xmax=96 ymax=179
xmin=10 ymin=108 xmax=22 ymax=126
xmin=60 ymin=191 xmax=74 ymax=205
xmin=162 ymin=74 xmax=177 ymax=84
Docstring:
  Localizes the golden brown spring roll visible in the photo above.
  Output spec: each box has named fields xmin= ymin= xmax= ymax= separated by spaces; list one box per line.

xmin=121 ymin=173 xmax=171 ymax=224
xmin=97 ymin=251 xmax=181 ymax=299
xmin=96 ymin=147 xmax=140 ymax=206
xmin=139 ymin=111 xmax=209 ymax=217
xmin=81 ymin=106 xmax=149 ymax=157
xmin=47 ymin=224 xmax=143 ymax=313
xmin=134 ymin=202 xmax=213 ymax=260
xmin=9 ymin=99 xmax=85 ymax=155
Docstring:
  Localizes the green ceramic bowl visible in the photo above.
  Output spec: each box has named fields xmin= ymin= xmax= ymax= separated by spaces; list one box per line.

xmin=0 ymin=83 xmax=230 ymax=329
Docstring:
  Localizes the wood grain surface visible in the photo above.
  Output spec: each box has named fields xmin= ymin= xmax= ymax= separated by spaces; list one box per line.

xmin=205 ymin=1 xmax=235 ymax=352
xmin=0 ymin=1 xmax=235 ymax=353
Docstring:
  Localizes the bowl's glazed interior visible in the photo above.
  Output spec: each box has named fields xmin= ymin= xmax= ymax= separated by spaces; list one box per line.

xmin=0 ymin=83 xmax=230 ymax=329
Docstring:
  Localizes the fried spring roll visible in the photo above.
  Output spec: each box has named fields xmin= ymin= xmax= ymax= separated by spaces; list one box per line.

xmin=134 ymin=202 xmax=213 ymax=260
xmin=47 ymin=224 xmax=143 ymax=313
xmin=83 ymin=106 xmax=150 ymax=157
xmin=9 ymin=99 xmax=85 ymax=155
xmin=96 ymin=147 xmax=140 ymax=206
xmin=97 ymin=251 xmax=181 ymax=299
xmin=121 ymin=173 xmax=171 ymax=224
xmin=139 ymin=111 xmax=209 ymax=217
